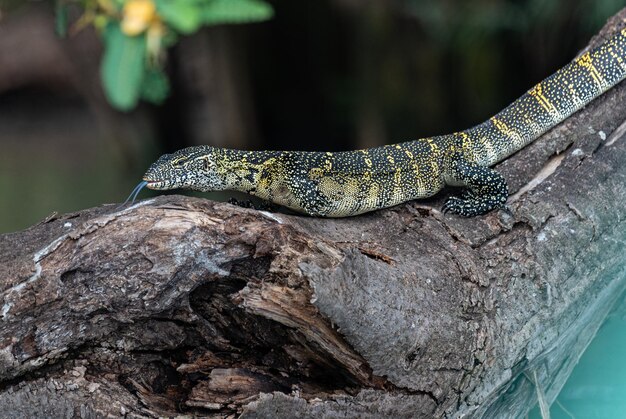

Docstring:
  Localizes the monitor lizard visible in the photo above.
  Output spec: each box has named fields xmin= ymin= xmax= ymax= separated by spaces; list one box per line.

xmin=130 ymin=28 xmax=626 ymax=217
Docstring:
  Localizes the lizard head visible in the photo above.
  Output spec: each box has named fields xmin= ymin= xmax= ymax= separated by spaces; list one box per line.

xmin=142 ymin=146 xmax=228 ymax=192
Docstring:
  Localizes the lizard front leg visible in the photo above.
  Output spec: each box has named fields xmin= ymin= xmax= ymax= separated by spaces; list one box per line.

xmin=442 ymin=158 xmax=508 ymax=217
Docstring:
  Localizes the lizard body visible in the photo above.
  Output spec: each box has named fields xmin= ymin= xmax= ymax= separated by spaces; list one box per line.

xmin=140 ymin=29 xmax=626 ymax=217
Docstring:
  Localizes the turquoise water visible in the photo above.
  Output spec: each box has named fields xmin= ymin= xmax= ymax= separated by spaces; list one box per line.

xmin=530 ymin=301 xmax=626 ymax=418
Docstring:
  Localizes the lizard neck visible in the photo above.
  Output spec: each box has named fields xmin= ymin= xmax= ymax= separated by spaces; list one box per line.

xmin=213 ymin=148 xmax=280 ymax=196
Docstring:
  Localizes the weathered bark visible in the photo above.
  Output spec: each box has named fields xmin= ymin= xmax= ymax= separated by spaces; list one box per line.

xmin=3 ymin=10 xmax=626 ymax=419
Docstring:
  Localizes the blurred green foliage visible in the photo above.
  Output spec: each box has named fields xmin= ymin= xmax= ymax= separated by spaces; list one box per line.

xmin=101 ymin=23 xmax=149 ymax=110
xmin=55 ymin=0 xmax=273 ymax=111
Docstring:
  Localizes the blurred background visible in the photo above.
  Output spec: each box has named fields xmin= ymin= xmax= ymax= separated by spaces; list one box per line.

xmin=0 ymin=0 xmax=625 ymax=416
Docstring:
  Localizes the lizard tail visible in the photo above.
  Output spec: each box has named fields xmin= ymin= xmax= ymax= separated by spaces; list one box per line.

xmin=468 ymin=29 xmax=626 ymax=167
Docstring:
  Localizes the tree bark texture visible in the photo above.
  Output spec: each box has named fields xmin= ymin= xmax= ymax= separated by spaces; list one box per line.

xmin=3 ymin=10 xmax=626 ymax=419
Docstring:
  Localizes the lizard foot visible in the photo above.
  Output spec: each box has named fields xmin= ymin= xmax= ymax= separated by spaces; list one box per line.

xmin=442 ymin=193 xmax=507 ymax=217
xmin=442 ymin=159 xmax=509 ymax=217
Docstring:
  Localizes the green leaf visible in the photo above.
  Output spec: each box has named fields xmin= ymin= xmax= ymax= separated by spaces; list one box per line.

xmin=202 ymin=0 xmax=274 ymax=26
xmin=155 ymin=0 xmax=203 ymax=34
xmin=141 ymin=68 xmax=170 ymax=105
xmin=55 ymin=0 xmax=68 ymax=37
xmin=161 ymin=29 xmax=179 ymax=48
xmin=101 ymin=24 xmax=147 ymax=111
xmin=94 ymin=15 xmax=110 ymax=32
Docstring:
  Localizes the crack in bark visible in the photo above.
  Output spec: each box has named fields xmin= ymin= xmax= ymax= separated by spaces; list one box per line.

xmin=509 ymin=152 xmax=567 ymax=204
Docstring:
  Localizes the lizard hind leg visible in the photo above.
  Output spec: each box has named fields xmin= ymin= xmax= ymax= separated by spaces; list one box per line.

xmin=442 ymin=160 xmax=508 ymax=217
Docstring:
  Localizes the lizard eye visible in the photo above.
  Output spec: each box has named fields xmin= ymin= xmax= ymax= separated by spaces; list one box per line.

xmin=203 ymin=158 xmax=210 ymax=170
xmin=171 ymin=157 xmax=187 ymax=168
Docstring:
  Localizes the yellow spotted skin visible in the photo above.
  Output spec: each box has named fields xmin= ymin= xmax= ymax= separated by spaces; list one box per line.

xmin=143 ymin=30 xmax=626 ymax=217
